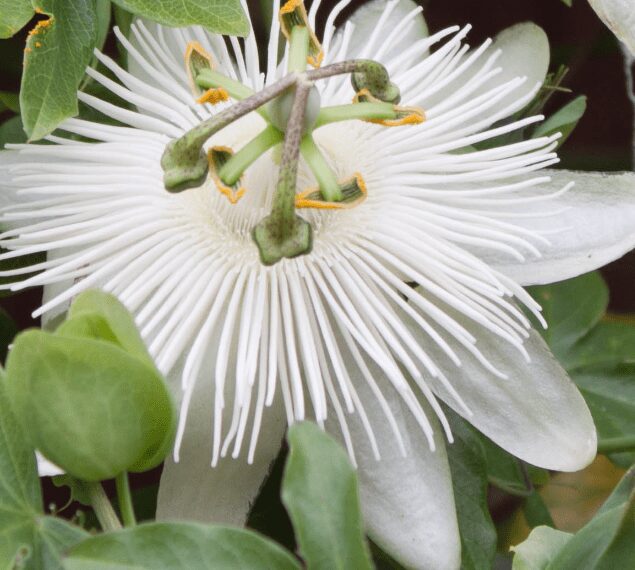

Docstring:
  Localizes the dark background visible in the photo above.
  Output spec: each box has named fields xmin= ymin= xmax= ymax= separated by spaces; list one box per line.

xmin=0 ymin=0 xmax=633 ymax=550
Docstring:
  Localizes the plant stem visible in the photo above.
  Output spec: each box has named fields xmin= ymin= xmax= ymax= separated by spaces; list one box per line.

xmin=288 ymin=26 xmax=309 ymax=73
xmin=270 ymin=80 xmax=311 ymax=230
xmin=315 ymin=102 xmax=397 ymax=128
xmin=86 ymin=481 xmax=122 ymax=532
xmin=597 ymin=435 xmax=635 ymax=454
xmin=219 ymin=125 xmax=284 ymax=185
xmin=181 ymin=74 xmax=297 ymax=153
xmin=115 ymin=471 xmax=137 ymax=527
xmin=196 ymin=68 xmax=255 ymax=101
xmin=300 ymin=135 xmax=341 ymax=201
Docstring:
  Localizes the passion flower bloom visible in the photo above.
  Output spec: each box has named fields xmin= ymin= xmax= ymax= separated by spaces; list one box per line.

xmin=2 ymin=0 xmax=635 ymax=567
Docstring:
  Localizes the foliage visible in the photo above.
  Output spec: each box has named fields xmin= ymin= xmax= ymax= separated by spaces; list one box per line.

xmin=283 ymin=422 xmax=373 ymax=570
xmin=0 ymin=370 xmax=88 ymax=567
xmin=512 ymin=466 xmax=635 ymax=568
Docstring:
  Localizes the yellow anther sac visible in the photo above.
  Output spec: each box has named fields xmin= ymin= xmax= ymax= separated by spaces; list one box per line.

xmin=279 ymin=0 xmax=324 ymax=68
xmin=353 ymin=89 xmax=426 ymax=127
xmin=185 ymin=42 xmax=216 ymax=100
xmin=296 ymin=173 xmax=368 ymax=210
xmin=208 ymin=147 xmax=247 ymax=204
xmin=196 ymin=87 xmax=230 ymax=106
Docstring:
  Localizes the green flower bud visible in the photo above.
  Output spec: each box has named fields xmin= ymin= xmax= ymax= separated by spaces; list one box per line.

xmin=5 ymin=292 xmax=175 ymax=482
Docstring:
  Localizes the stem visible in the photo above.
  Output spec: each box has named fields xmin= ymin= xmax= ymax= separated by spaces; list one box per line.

xmin=288 ymin=26 xmax=309 ymax=73
xmin=86 ymin=481 xmax=122 ymax=532
xmin=115 ymin=472 xmax=137 ymax=527
xmin=270 ymin=80 xmax=311 ymax=229
xmin=162 ymin=73 xmax=298 ymax=191
xmin=183 ymin=74 xmax=297 ymax=152
xmin=306 ymin=60 xmax=358 ymax=81
xmin=307 ymin=59 xmax=399 ymax=103
xmin=219 ymin=126 xmax=284 ymax=185
xmin=196 ymin=68 xmax=255 ymax=101
xmin=597 ymin=435 xmax=635 ymax=454
xmin=315 ymin=102 xmax=397 ymax=128
xmin=300 ymin=135 xmax=341 ymax=201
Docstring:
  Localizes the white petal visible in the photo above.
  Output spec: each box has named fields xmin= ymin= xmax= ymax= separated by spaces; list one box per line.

xmin=406 ymin=300 xmax=597 ymax=472
xmin=469 ymin=22 xmax=550 ymax=111
xmin=484 ymin=169 xmax=635 ymax=285
xmin=334 ymin=0 xmax=428 ymax=62
xmin=41 ymin=251 xmax=76 ymax=330
xmin=419 ymin=22 xmax=550 ymax=120
xmin=328 ymin=357 xmax=460 ymax=570
xmin=36 ymin=451 xmax=64 ymax=477
xmin=588 ymin=0 xmax=635 ymax=55
xmin=156 ymin=353 xmax=287 ymax=524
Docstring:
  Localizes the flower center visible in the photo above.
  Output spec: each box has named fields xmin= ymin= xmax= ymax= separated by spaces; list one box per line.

xmin=160 ymin=0 xmax=425 ymax=266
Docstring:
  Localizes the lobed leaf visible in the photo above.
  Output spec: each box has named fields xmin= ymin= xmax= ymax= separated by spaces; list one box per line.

xmin=0 ymin=0 xmax=33 ymax=38
xmin=20 ymin=0 xmax=98 ymax=141
xmin=110 ymin=0 xmax=249 ymax=36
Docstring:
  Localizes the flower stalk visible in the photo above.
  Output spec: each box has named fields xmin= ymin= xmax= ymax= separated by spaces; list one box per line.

xmin=86 ymin=481 xmax=122 ymax=532
xmin=115 ymin=471 xmax=137 ymax=527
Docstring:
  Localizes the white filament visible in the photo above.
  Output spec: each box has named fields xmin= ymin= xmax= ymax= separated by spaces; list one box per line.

xmin=0 ymin=0 xmax=565 ymax=466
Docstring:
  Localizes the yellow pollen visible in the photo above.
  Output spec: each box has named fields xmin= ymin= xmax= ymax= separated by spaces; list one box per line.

xmin=196 ymin=87 xmax=230 ymax=105
xmin=353 ymin=89 xmax=426 ymax=127
xmin=28 ymin=16 xmax=52 ymax=37
xmin=280 ymin=0 xmax=303 ymax=15
xmin=208 ymin=147 xmax=247 ymax=205
xmin=296 ymin=173 xmax=368 ymax=210
xmin=279 ymin=0 xmax=324 ymax=68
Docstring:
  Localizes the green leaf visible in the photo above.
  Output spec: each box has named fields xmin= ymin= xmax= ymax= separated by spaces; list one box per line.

xmin=529 ymin=273 xmax=635 ymax=466
xmin=95 ymin=0 xmax=111 ymax=51
xmin=546 ymin=466 xmax=635 ymax=569
xmin=52 ymin=475 xmax=93 ymax=507
xmin=20 ymin=0 xmax=98 ymax=141
xmin=0 ymin=0 xmax=33 ymax=38
xmin=63 ymin=522 xmax=301 ymax=569
xmin=482 ymin=436 xmax=547 ymax=496
xmin=0 ymin=115 xmax=28 ymax=148
xmin=0 ymin=90 xmax=20 ymax=113
xmin=0 ymin=369 xmax=41 ymax=563
xmin=445 ymin=409 xmax=497 ymax=570
xmin=282 ymin=422 xmax=372 ymax=570
xmin=110 ymin=0 xmax=249 ymax=36
xmin=528 ymin=271 xmax=608 ymax=359
xmin=511 ymin=526 xmax=573 ymax=570
xmin=5 ymin=329 xmax=175 ymax=481
xmin=0 ymin=372 xmax=88 ymax=567
xmin=574 ymin=366 xmax=635 ymax=467
xmin=524 ymin=491 xmax=555 ymax=528
xmin=532 ymin=96 xmax=586 ymax=148
xmin=564 ymin=321 xmax=635 ymax=372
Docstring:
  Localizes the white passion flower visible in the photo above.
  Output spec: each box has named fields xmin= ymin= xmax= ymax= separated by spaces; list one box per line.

xmin=2 ymin=0 xmax=635 ymax=567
